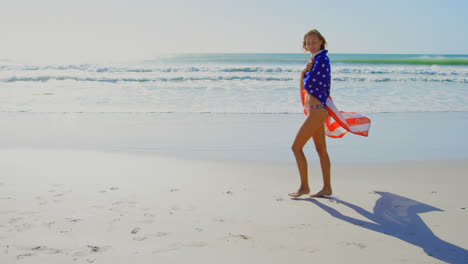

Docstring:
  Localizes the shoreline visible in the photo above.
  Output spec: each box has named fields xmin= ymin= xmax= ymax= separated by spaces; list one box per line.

xmin=1 ymin=111 xmax=467 ymax=163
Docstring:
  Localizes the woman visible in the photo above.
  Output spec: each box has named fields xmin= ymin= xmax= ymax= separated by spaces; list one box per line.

xmin=289 ymin=29 xmax=332 ymax=198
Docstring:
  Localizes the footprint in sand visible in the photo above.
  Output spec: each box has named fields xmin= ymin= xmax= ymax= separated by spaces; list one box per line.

xmin=288 ymin=223 xmax=313 ymax=230
xmin=16 ymin=253 xmax=34 ymax=260
xmin=43 ymin=221 xmax=56 ymax=228
xmin=133 ymin=236 xmax=147 ymax=242
xmin=35 ymin=196 xmax=48 ymax=205
xmin=100 ymin=187 xmax=119 ymax=193
xmin=19 ymin=211 xmax=39 ymax=216
xmin=14 ymin=244 xmax=109 ymax=259
xmin=131 ymin=227 xmax=150 ymax=242
xmin=109 ymin=200 xmax=139 ymax=216
xmin=65 ymin=218 xmax=83 ymax=223
xmin=9 ymin=217 xmax=23 ymax=224
xmin=49 ymin=187 xmax=72 ymax=198
xmin=168 ymin=206 xmax=180 ymax=215
xmin=224 ymin=233 xmax=250 ymax=242
xmin=3 ymin=245 xmax=10 ymax=254
xmin=140 ymin=212 xmax=156 ymax=224
xmin=214 ymin=218 xmax=225 ymax=223
xmin=14 ymin=245 xmax=62 ymax=260
xmin=274 ymin=195 xmax=284 ymax=202
xmin=343 ymin=242 xmax=367 ymax=249
xmin=31 ymin=246 xmax=62 ymax=254
xmin=152 ymin=242 xmax=206 ymax=254
xmin=9 ymin=218 xmax=34 ymax=232
xmin=112 ymin=200 xmax=138 ymax=207
xmin=72 ymin=245 xmax=111 ymax=257
xmin=129 ymin=227 xmax=143 ymax=241
xmin=298 ymin=247 xmax=318 ymax=254
xmin=149 ymin=232 xmax=169 ymax=238
xmin=131 ymin=227 xmax=141 ymax=234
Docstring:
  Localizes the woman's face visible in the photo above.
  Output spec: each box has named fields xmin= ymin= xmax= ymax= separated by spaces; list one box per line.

xmin=305 ymin=34 xmax=323 ymax=54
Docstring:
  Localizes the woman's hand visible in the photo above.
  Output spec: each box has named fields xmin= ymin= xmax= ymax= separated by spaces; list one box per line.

xmin=300 ymin=61 xmax=313 ymax=91
xmin=302 ymin=62 xmax=313 ymax=75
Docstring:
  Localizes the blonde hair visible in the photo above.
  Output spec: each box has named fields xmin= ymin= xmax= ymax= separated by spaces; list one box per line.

xmin=303 ymin=29 xmax=327 ymax=52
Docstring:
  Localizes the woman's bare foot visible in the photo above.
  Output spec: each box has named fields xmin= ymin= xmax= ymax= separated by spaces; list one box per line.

xmin=310 ymin=187 xmax=332 ymax=197
xmin=288 ymin=187 xmax=310 ymax=198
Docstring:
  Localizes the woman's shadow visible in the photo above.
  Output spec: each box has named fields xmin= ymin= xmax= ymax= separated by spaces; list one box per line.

xmin=294 ymin=192 xmax=468 ymax=264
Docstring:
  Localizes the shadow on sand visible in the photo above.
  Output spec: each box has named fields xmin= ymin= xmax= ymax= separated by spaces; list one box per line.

xmin=294 ymin=192 xmax=468 ymax=264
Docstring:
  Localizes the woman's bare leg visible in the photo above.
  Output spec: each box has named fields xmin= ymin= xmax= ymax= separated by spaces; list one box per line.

xmin=310 ymin=123 xmax=332 ymax=197
xmin=289 ymin=109 xmax=327 ymax=197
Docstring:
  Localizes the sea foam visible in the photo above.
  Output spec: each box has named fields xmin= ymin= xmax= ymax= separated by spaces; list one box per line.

xmin=1 ymin=54 xmax=467 ymax=114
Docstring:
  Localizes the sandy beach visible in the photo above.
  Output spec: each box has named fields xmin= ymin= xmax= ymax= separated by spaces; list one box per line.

xmin=1 ymin=112 xmax=467 ymax=264
xmin=1 ymin=0 xmax=467 ymax=261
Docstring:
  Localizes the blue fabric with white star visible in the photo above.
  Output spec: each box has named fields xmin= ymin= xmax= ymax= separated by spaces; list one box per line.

xmin=303 ymin=50 xmax=331 ymax=106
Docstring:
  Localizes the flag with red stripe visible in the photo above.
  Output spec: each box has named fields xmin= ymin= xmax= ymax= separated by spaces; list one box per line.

xmin=301 ymin=89 xmax=371 ymax=138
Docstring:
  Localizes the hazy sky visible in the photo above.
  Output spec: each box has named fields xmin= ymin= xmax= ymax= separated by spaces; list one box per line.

xmin=1 ymin=0 xmax=467 ymax=62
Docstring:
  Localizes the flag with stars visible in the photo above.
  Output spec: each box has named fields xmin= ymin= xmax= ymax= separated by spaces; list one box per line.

xmin=301 ymin=52 xmax=371 ymax=138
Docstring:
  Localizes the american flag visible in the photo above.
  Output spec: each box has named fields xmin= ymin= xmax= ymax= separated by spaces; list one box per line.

xmin=301 ymin=89 xmax=371 ymax=138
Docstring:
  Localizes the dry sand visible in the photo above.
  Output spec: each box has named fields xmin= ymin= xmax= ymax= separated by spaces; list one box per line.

xmin=1 ymin=148 xmax=467 ymax=263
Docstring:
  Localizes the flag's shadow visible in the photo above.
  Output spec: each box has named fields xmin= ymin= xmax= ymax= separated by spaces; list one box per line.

xmin=293 ymin=192 xmax=468 ymax=264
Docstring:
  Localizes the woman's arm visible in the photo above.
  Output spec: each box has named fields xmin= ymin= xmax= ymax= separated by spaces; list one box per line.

xmin=300 ymin=62 xmax=313 ymax=91
xmin=300 ymin=62 xmax=314 ymax=109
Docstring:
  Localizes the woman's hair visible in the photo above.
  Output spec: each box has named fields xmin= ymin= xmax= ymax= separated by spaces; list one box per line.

xmin=303 ymin=29 xmax=327 ymax=52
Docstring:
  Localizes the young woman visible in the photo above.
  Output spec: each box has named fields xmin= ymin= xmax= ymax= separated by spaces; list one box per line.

xmin=289 ymin=29 xmax=332 ymax=198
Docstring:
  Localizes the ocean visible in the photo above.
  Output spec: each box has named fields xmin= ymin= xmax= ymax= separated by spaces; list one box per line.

xmin=1 ymin=53 xmax=468 ymax=162
xmin=1 ymin=53 xmax=467 ymax=114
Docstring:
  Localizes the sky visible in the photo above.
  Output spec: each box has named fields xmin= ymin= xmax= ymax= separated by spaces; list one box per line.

xmin=1 ymin=0 xmax=467 ymax=62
